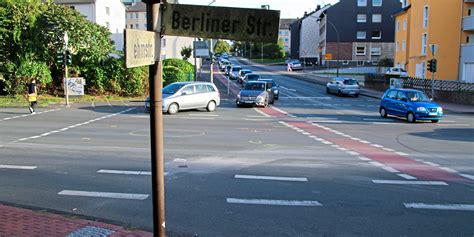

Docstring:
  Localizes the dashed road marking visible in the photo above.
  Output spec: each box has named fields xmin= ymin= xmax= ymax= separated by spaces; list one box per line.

xmin=460 ymin=174 xmax=474 ymax=180
xmin=97 ymin=169 xmax=152 ymax=176
xmin=0 ymin=165 xmax=37 ymax=170
xmin=58 ymin=190 xmax=149 ymax=200
xmin=404 ymin=203 xmax=474 ymax=211
xmin=397 ymin=174 xmax=417 ymax=180
xmin=382 ymin=166 xmax=400 ymax=173
xmin=372 ymin=180 xmax=447 ymax=185
xmin=0 ymin=109 xmax=60 ymax=122
xmin=234 ymin=174 xmax=308 ymax=182
xmin=226 ymin=198 xmax=322 ymax=207
xmin=439 ymin=167 xmax=458 ymax=173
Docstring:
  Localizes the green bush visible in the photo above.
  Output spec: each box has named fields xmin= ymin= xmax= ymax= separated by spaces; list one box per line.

xmin=163 ymin=58 xmax=194 ymax=81
xmin=163 ymin=66 xmax=187 ymax=86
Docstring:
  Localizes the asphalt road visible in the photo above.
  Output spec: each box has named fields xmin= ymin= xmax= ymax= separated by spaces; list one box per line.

xmin=0 ymin=60 xmax=473 ymax=237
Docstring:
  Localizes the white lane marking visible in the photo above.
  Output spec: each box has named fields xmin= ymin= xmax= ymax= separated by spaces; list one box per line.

xmin=460 ymin=174 xmax=474 ymax=180
xmin=372 ymin=180 xmax=447 ymax=185
xmin=322 ymin=141 xmax=333 ymax=145
xmin=0 ymin=109 xmax=60 ymax=122
xmin=395 ymin=152 xmax=409 ymax=156
xmin=131 ymin=115 xmax=149 ymax=118
xmin=382 ymin=148 xmax=395 ymax=152
xmin=58 ymin=190 xmax=149 ymax=200
xmin=360 ymin=140 xmax=371 ymax=144
xmin=336 ymin=112 xmax=345 ymax=115
xmin=350 ymin=137 xmax=361 ymax=141
xmin=234 ymin=174 xmax=308 ymax=182
xmin=337 ymin=147 xmax=349 ymax=151
xmin=97 ymin=169 xmax=151 ymax=176
xmin=269 ymin=106 xmax=296 ymax=118
xmin=253 ymin=108 xmax=271 ymax=117
xmin=244 ymin=118 xmax=274 ymax=121
xmin=358 ymin=157 xmax=372 ymax=161
xmin=370 ymin=144 xmax=384 ymax=148
xmin=279 ymin=96 xmax=331 ymax=100
xmin=381 ymin=166 xmax=400 ymax=173
xmin=397 ymin=174 xmax=418 ymax=180
xmin=311 ymin=120 xmax=343 ymax=123
xmin=404 ymin=203 xmax=474 ymax=211
xmin=188 ymin=114 xmax=219 ymax=117
xmin=423 ymin=161 xmax=440 ymax=167
xmin=373 ymin=122 xmax=398 ymax=125
xmin=369 ymin=161 xmax=385 ymax=167
xmin=0 ymin=165 xmax=37 ymax=170
xmin=180 ymin=117 xmax=215 ymax=120
xmin=363 ymin=118 xmax=390 ymax=121
xmin=346 ymin=151 xmax=360 ymax=156
xmin=226 ymin=198 xmax=322 ymax=207
xmin=18 ymin=138 xmax=29 ymax=141
xmin=246 ymin=115 xmax=268 ymax=118
xmin=439 ymin=167 xmax=458 ymax=173
xmin=279 ymin=86 xmax=296 ymax=92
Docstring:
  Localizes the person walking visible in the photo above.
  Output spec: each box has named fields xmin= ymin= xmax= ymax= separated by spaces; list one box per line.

xmin=27 ymin=79 xmax=37 ymax=114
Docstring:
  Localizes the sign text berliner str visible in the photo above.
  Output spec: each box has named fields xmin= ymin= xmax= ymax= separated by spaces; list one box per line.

xmin=163 ymin=4 xmax=280 ymax=43
xmin=124 ymin=29 xmax=158 ymax=68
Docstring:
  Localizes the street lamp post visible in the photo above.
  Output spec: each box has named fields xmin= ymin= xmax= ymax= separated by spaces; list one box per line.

xmin=317 ymin=13 xmax=340 ymax=77
xmin=63 ymin=32 xmax=69 ymax=107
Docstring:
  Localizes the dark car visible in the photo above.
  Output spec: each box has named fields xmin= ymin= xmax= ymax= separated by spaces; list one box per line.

xmin=258 ymin=79 xmax=280 ymax=100
xmin=229 ymin=66 xmax=242 ymax=80
xmin=379 ymin=89 xmax=443 ymax=123
xmin=237 ymin=69 xmax=253 ymax=84
xmin=236 ymin=81 xmax=275 ymax=107
xmin=225 ymin=65 xmax=232 ymax=75
xmin=241 ymin=73 xmax=261 ymax=86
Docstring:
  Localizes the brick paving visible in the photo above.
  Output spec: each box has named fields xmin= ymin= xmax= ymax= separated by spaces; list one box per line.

xmin=0 ymin=204 xmax=152 ymax=237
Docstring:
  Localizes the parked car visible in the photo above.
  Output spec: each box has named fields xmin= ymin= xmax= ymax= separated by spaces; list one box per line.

xmin=385 ymin=67 xmax=409 ymax=78
xmin=236 ymin=81 xmax=275 ymax=107
xmin=145 ymin=82 xmax=220 ymax=114
xmin=326 ymin=77 xmax=360 ymax=97
xmin=237 ymin=69 xmax=253 ymax=84
xmin=379 ymin=88 xmax=443 ymax=123
xmin=241 ymin=73 xmax=261 ymax=86
xmin=219 ymin=60 xmax=232 ymax=72
xmin=229 ymin=66 xmax=242 ymax=80
xmin=258 ymin=78 xmax=280 ymax=100
xmin=287 ymin=59 xmax=303 ymax=71
xmin=225 ymin=65 xmax=232 ymax=75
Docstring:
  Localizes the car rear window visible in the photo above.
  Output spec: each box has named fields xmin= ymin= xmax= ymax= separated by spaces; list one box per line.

xmin=386 ymin=90 xmax=397 ymax=99
xmin=195 ymin=84 xmax=208 ymax=93
xmin=343 ymin=79 xmax=357 ymax=85
xmin=207 ymin=85 xmax=216 ymax=92
xmin=247 ymin=74 xmax=260 ymax=80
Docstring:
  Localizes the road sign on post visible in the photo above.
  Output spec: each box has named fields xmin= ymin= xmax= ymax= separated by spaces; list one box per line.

xmin=124 ymin=29 xmax=159 ymax=68
xmin=162 ymin=4 xmax=280 ymax=43
xmin=193 ymin=40 xmax=210 ymax=58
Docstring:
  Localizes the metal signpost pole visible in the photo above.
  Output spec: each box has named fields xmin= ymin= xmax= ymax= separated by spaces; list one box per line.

xmin=64 ymin=32 xmax=69 ymax=107
xmin=429 ymin=44 xmax=439 ymax=100
xmin=194 ymin=38 xmax=197 ymax=81
xmin=210 ymin=38 xmax=213 ymax=83
xmin=147 ymin=1 xmax=165 ymax=236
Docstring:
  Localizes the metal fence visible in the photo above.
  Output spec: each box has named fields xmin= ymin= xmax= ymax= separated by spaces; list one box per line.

xmin=404 ymin=77 xmax=474 ymax=92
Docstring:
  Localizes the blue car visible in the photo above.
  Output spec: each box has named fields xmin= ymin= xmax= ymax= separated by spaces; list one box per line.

xmin=379 ymin=89 xmax=443 ymax=123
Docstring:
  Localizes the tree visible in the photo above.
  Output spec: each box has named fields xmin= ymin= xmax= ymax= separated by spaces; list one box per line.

xmin=214 ymin=40 xmax=231 ymax=55
xmin=180 ymin=46 xmax=192 ymax=60
xmin=163 ymin=58 xmax=194 ymax=81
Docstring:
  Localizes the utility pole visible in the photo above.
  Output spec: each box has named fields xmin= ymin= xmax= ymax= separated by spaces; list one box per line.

xmin=429 ymin=44 xmax=439 ymax=100
xmin=146 ymin=1 xmax=165 ymax=236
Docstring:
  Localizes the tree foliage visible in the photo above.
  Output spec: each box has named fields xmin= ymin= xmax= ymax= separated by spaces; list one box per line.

xmin=180 ymin=46 xmax=192 ymax=60
xmin=214 ymin=40 xmax=231 ymax=55
xmin=162 ymin=58 xmax=194 ymax=86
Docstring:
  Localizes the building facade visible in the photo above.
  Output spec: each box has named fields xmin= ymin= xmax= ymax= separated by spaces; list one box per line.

xmin=278 ymin=19 xmax=294 ymax=55
xmin=394 ymin=0 xmax=474 ymax=81
xmin=299 ymin=5 xmax=330 ymax=64
xmin=319 ymin=0 xmax=400 ymax=67
xmin=55 ymin=0 xmax=126 ymax=51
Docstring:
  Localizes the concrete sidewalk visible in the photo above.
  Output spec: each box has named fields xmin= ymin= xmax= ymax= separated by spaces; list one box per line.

xmin=0 ymin=204 xmax=152 ymax=237
xmin=236 ymin=57 xmax=474 ymax=114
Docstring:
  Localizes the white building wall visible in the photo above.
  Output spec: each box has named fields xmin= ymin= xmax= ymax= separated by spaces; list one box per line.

xmin=95 ymin=0 xmax=126 ymax=51
xmin=72 ymin=4 xmax=95 ymax=22
xmin=300 ymin=14 xmax=320 ymax=59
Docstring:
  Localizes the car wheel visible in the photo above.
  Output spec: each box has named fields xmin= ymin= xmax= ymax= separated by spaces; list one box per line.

xmin=326 ymin=87 xmax=330 ymax=94
xmin=263 ymin=99 xmax=269 ymax=107
xmin=206 ymin=101 xmax=216 ymax=112
xmin=275 ymin=96 xmax=279 ymax=100
xmin=168 ymin=103 xmax=179 ymax=115
xmin=380 ymin=107 xmax=387 ymax=118
xmin=431 ymin=120 xmax=439 ymax=123
xmin=338 ymin=90 xmax=343 ymax=96
xmin=406 ymin=112 xmax=416 ymax=123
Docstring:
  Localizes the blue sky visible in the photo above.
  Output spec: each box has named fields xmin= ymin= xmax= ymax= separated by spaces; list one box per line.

xmin=178 ymin=0 xmax=340 ymax=18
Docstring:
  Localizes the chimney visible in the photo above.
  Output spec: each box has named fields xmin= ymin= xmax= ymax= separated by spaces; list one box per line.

xmin=316 ymin=5 xmax=321 ymax=11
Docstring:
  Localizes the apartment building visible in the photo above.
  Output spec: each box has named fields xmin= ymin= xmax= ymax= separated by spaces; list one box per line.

xmin=394 ymin=0 xmax=474 ymax=82
xmin=318 ymin=0 xmax=400 ymax=67
xmin=278 ymin=19 xmax=294 ymax=55
xmin=55 ymin=0 xmax=126 ymax=51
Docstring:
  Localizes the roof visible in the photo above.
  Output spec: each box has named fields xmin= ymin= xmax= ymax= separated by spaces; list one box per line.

xmin=393 ymin=4 xmax=411 ymax=17
xmin=127 ymin=2 xmax=146 ymax=12
xmin=55 ymin=0 xmax=95 ymax=4
xmin=279 ymin=18 xmax=296 ymax=29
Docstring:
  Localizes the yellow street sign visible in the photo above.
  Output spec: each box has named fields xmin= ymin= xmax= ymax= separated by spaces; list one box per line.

xmin=162 ymin=4 xmax=280 ymax=43
xmin=124 ymin=29 xmax=159 ymax=68
xmin=325 ymin=53 xmax=332 ymax=60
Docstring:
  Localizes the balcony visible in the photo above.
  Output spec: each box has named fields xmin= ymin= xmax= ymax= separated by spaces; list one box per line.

xmin=463 ymin=15 xmax=474 ymax=31
xmin=461 ymin=44 xmax=474 ymax=58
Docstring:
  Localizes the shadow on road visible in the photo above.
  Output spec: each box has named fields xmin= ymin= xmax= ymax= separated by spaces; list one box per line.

xmin=409 ymin=128 xmax=474 ymax=142
xmin=77 ymin=105 xmax=139 ymax=114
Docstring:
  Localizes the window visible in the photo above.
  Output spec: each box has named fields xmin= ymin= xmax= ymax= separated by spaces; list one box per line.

xmin=279 ymin=30 xmax=282 ymax=35
xmin=403 ymin=19 xmax=407 ymax=30
xmin=356 ymin=46 xmax=366 ymax=55
xmin=372 ymin=0 xmax=382 ymax=7
xmin=372 ymin=60 xmax=379 ymax=66
xmin=162 ymin=38 xmax=167 ymax=47
xmin=387 ymin=90 xmax=397 ymax=99
xmin=423 ymin=6 xmax=429 ymax=28
xmin=357 ymin=60 xmax=364 ymax=66
xmin=144 ymin=24 xmax=147 ymax=29
xmin=342 ymin=60 xmax=349 ymax=65
xmin=396 ymin=91 xmax=408 ymax=101
xmin=106 ymin=22 xmax=110 ymax=30
xmin=402 ymin=0 xmax=408 ymax=7
xmin=421 ymin=33 xmax=427 ymax=55
xmin=372 ymin=14 xmax=382 ymax=23
xmin=371 ymin=31 xmax=382 ymax=39
xmin=129 ymin=13 xmax=133 ymax=19
xmin=105 ymin=7 xmax=110 ymax=15
xmin=196 ymin=84 xmax=208 ymax=93
xmin=284 ymin=38 xmax=289 ymax=42
xmin=357 ymin=31 xmax=366 ymax=39
xmin=357 ymin=14 xmax=367 ymax=23
xmin=130 ymin=24 xmax=133 ymax=29
xmin=468 ymin=8 xmax=472 ymax=16
xmin=402 ymin=41 xmax=406 ymax=51
xmin=371 ymin=47 xmax=381 ymax=56
xmin=357 ymin=0 xmax=367 ymax=7
xmin=396 ymin=21 xmax=400 ymax=32
xmin=181 ymin=85 xmax=194 ymax=95
xmin=396 ymin=42 xmax=399 ymax=51
xmin=135 ymin=24 xmax=139 ymax=29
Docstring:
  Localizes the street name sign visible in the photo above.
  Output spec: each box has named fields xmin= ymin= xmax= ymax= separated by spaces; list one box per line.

xmin=125 ymin=29 xmax=158 ymax=68
xmin=194 ymin=41 xmax=210 ymax=58
xmin=162 ymin=4 xmax=280 ymax=43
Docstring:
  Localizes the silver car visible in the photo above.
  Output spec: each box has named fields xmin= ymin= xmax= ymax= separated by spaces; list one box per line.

xmin=145 ymin=82 xmax=220 ymax=114
xmin=326 ymin=77 xmax=360 ymax=97
xmin=236 ymin=81 xmax=275 ymax=107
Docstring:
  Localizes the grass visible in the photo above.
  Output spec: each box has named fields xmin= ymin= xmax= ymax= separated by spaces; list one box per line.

xmin=0 ymin=94 xmax=147 ymax=107
xmin=248 ymin=58 xmax=286 ymax=64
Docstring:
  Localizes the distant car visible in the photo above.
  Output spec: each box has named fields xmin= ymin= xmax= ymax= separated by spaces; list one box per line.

xmin=225 ymin=65 xmax=232 ymax=75
xmin=385 ymin=67 xmax=409 ymax=78
xmin=258 ymin=78 xmax=280 ymax=100
xmin=242 ymin=73 xmax=261 ymax=86
xmin=326 ymin=77 xmax=360 ymax=97
xmin=237 ymin=69 xmax=253 ymax=84
xmin=287 ymin=59 xmax=303 ymax=71
xmin=145 ymin=82 xmax=220 ymax=114
xmin=236 ymin=81 xmax=275 ymax=107
xmin=219 ymin=60 xmax=232 ymax=72
xmin=229 ymin=66 xmax=242 ymax=80
xmin=379 ymin=88 xmax=443 ymax=123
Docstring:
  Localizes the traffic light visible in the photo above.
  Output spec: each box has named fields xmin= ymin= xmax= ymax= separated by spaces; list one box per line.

xmin=66 ymin=50 xmax=72 ymax=65
xmin=427 ymin=59 xmax=438 ymax=73
xmin=56 ymin=51 xmax=64 ymax=65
